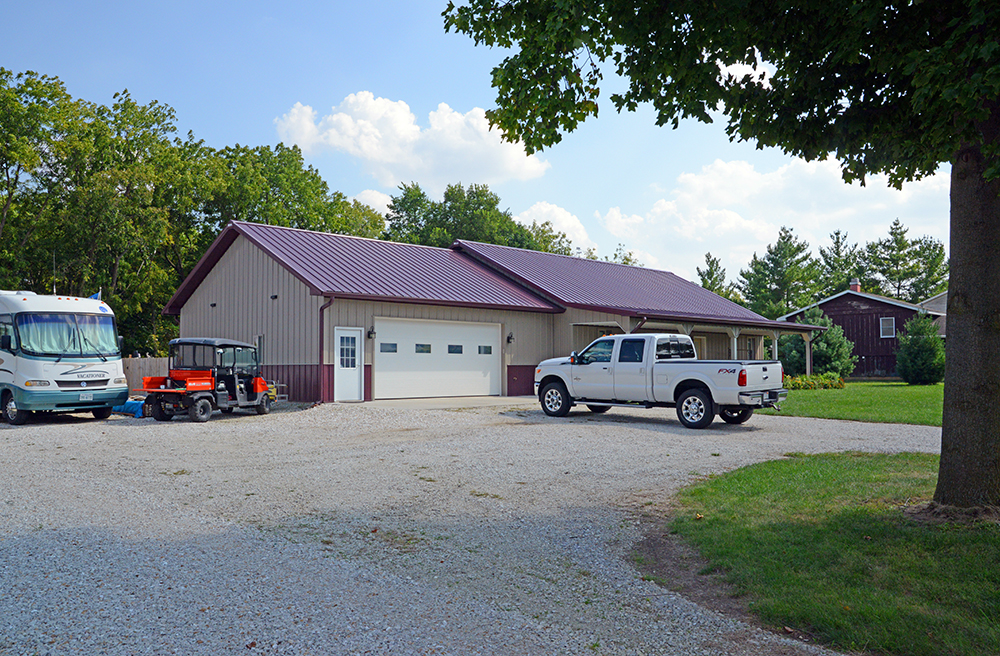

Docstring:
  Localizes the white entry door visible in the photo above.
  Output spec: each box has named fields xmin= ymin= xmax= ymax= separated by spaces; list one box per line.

xmin=373 ymin=318 xmax=501 ymax=399
xmin=334 ymin=327 xmax=363 ymax=402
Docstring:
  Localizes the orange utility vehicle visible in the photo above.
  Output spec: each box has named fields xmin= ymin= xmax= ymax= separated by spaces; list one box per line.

xmin=137 ymin=337 xmax=273 ymax=422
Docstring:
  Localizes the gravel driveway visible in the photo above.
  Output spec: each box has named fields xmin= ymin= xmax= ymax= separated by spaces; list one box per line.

xmin=0 ymin=401 xmax=939 ymax=655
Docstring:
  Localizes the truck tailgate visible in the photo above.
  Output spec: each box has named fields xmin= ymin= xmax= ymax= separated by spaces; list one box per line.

xmin=743 ymin=361 xmax=782 ymax=388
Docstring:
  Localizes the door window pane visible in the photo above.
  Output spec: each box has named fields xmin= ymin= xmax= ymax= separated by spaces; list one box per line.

xmin=340 ymin=335 xmax=357 ymax=369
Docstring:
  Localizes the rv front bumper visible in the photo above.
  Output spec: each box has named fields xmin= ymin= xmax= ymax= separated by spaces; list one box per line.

xmin=12 ymin=387 xmax=129 ymax=412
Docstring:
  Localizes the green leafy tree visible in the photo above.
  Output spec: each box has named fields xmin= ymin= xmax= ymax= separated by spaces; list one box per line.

xmin=697 ymin=252 xmax=743 ymax=302
xmin=444 ymin=0 xmax=999 ymax=507
xmin=779 ymin=308 xmax=857 ymax=378
xmin=738 ymin=227 xmax=818 ymax=318
xmin=580 ymin=244 xmax=641 ymax=265
xmin=864 ymin=219 xmax=948 ymax=302
xmin=896 ymin=314 xmax=946 ymax=385
xmin=384 ymin=181 xmax=572 ymax=253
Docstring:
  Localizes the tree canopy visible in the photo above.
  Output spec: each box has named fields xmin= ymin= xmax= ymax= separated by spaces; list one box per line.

xmin=0 ymin=69 xmax=385 ymax=355
xmin=384 ymin=181 xmax=575 ymax=254
xmin=444 ymin=0 xmax=1000 ymax=507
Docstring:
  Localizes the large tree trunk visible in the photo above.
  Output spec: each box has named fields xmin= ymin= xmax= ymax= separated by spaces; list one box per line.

xmin=934 ymin=112 xmax=1000 ymax=507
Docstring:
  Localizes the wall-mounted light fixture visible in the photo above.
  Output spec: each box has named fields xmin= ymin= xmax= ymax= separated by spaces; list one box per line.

xmin=506 ymin=332 xmax=515 ymax=344
xmin=270 ymin=294 xmax=278 ymax=300
xmin=210 ymin=302 xmax=217 ymax=308
xmin=367 ymin=326 xmax=377 ymax=339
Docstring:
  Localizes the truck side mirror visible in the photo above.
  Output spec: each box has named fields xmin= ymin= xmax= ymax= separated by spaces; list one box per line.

xmin=569 ymin=351 xmax=578 ymax=364
xmin=118 ymin=336 xmax=124 ymax=352
xmin=0 ymin=334 xmax=10 ymax=351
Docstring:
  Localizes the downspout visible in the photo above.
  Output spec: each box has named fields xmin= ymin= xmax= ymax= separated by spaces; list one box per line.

xmin=318 ymin=296 xmax=334 ymax=403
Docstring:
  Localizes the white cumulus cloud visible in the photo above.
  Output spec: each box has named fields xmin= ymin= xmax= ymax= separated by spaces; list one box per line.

xmin=515 ymin=201 xmax=596 ymax=251
xmin=594 ymin=158 xmax=949 ymax=283
xmin=352 ymin=189 xmax=392 ymax=217
xmin=276 ymin=92 xmax=550 ymax=192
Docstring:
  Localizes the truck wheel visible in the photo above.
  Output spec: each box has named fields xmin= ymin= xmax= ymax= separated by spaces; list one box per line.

xmin=255 ymin=394 xmax=271 ymax=415
xmin=189 ymin=398 xmax=213 ymax=422
xmin=676 ymin=389 xmax=715 ymax=429
xmin=2 ymin=391 xmax=29 ymax=425
xmin=586 ymin=405 xmax=611 ymax=414
xmin=541 ymin=382 xmax=572 ymax=417
xmin=720 ymin=408 xmax=754 ymax=424
xmin=92 ymin=407 xmax=113 ymax=420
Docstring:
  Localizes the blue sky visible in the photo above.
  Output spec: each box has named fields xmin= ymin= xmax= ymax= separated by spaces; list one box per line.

xmin=5 ymin=1 xmax=950 ymax=285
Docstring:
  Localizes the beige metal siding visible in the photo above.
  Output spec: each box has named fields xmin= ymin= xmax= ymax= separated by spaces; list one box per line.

xmin=179 ymin=236 xmax=322 ymax=365
xmin=327 ymin=299 xmax=553 ymax=367
xmin=555 ymin=308 xmax=630 ymax=356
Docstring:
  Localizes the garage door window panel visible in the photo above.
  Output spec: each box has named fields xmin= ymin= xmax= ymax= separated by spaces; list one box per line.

xmin=415 ymin=344 xmax=431 ymax=354
xmin=448 ymin=345 xmax=463 ymax=354
xmin=380 ymin=343 xmax=397 ymax=353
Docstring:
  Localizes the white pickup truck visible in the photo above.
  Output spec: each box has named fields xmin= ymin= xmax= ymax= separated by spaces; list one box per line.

xmin=533 ymin=333 xmax=786 ymax=428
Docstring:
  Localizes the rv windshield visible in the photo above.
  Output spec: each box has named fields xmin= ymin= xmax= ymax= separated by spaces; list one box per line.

xmin=16 ymin=313 xmax=120 ymax=358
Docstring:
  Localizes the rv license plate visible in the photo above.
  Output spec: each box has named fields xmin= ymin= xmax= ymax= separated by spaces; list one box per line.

xmin=80 ymin=393 xmax=93 ymax=401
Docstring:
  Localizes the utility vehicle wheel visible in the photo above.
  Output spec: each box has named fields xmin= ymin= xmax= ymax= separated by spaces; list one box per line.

xmin=720 ymin=408 xmax=754 ymax=425
xmin=2 ymin=391 xmax=29 ymax=425
xmin=541 ymin=381 xmax=571 ymax=417
xmin=676 ymin=388 xmax=715 ymax=429
xmin=92 ymin=407 xmax=113 ymax=420
xmin=189 ymin=398 xmax=213 ymax=423
xmin=150 ymin=400 xmax=172 ymax=421
xmin=586 ymin=405 xmax=611 ymax=414
xmin=255 ymin=394 xmax=271 ymax=415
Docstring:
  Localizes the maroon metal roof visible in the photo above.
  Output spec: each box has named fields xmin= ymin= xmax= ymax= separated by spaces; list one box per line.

xmin=163 ymin=222 xmax=560 ymax=315
xmin=452 ymin=239 xmax=811 ymax=331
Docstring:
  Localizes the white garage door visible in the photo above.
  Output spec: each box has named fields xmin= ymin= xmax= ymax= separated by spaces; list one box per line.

xmin=373 ymin=318 xmax=501 ymax=399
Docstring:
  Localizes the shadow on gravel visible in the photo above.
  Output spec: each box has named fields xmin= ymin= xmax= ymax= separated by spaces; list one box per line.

xmin=500 ymin=406 xmax=765 ymax=435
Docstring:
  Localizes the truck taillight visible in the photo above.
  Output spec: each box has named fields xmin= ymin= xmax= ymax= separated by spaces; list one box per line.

xmin=738 ymin=369 xmax=747 ymax=387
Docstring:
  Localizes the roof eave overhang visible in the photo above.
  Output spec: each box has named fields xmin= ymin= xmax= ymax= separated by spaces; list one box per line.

xmin=563 ymin=302 xmax=825 ymax=333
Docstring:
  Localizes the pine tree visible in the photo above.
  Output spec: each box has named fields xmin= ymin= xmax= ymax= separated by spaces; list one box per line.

xmin=896 ymin=314 xmax=946 ymax=385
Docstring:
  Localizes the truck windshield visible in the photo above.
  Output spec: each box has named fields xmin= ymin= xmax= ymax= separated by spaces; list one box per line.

xmin=16 ymin=313 xmax=120 ymax=358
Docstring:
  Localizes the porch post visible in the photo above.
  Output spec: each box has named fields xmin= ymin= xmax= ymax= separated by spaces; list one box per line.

xmin=771 ymin=330 xmax=781 ymax=359
xmin=726 ymin=327 xmax=741 ymax=359
xmin=803 ymin=332 xmax=814 ymax=376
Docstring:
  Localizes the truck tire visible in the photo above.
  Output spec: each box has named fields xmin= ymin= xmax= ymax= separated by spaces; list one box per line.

xmin=92 ymin=407 xmax=113 ymax=420
xmin=2 ymin=391 xmax=29 ymax=425
xmin=255 ymin=394 xmax=271 ymax=415
xmin=676 ymin=388 xmax=715 ymax=429
xmin=720 ymin=407 xmax=754 ymax=424
xmin=541 ymin=381 xmax=572 ymax=417
xmin=189 ymin=398 xmax=213 ymax=422
xmin=586 ymin=405 xmax=611 ymax=414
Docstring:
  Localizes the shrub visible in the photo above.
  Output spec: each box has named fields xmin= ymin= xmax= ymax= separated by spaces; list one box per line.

xmin=783 ymin=373 xmax=846 ymax=390
xmin=779 ymin=307 xmax=858 ymax=377
xmin=896 ymin=314 xmax=945 ymax=385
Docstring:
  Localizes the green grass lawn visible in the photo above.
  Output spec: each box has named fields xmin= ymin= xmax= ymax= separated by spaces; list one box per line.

xmin=669 ymin=452 xmax=1000 ymax=656
xmin=759 ymin=381 xmax=943 ymax=426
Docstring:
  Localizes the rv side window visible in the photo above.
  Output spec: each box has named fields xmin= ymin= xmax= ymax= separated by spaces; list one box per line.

xmin=0 ymin=314 xmax=14 ymax=350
